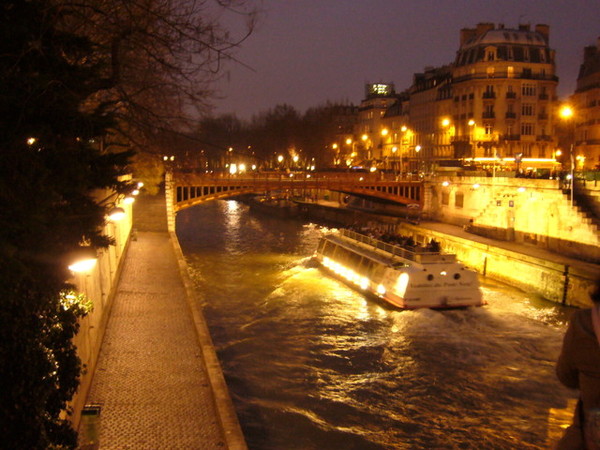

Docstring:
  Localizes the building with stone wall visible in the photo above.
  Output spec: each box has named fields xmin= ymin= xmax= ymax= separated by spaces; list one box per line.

xmin=426 ymin=176 xmax=600 ymax=262
xmin=451 ymin=23 xmax=558 ymax=170
xmin=350 ymin=23 xmax=562 ymax=176
xmin=571 ymin=37 xmax=600 ymax=170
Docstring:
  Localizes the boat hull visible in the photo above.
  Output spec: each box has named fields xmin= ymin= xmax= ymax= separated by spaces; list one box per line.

xmin=314 ymin=230 xmax=484 ymax=310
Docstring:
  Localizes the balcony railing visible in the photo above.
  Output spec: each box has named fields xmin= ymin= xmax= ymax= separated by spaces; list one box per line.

xmin=453 ymin=72 xmax=559 ymax=83
xmin=482 ymin=92 xmax=496 ymax=99
xmin=502 ymin=134 xmax=521 ymax=141
xmin=538 ymin=113 xmax=549 ymax=120
xmin=482 ymin=112 xmax=496 ymax=119
xmin=539 ymin=93 xmax=549 ymax=100
xmin=536 ymin=135 xmax=553 ymax=142
xmin=506 ymin=91 xmax=517 ymax=99
xmin=505 ymin=112 xmax=517 ymax=119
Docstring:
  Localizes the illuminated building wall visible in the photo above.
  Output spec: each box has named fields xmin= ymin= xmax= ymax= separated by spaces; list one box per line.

xmin=355 ymin=83 xmax=398 ymax=165
xmin=426 ymin=177 xmax=600 ymax=261
xmin=571 ymin=37 xmax=600 ymax=170
xmin=451 ymin=23 xmax=558 ymax=166
xmin=408 ymin=66 xmax=454 ymax=170
xmin=350 ymin=23 xmax=560 ymax=173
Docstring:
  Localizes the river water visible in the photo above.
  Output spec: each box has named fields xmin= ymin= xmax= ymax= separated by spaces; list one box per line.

xmin=176 ymin=200 xmax=578 ymax=450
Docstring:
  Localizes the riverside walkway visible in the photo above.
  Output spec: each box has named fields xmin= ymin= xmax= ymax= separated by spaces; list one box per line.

xmin=81 ymin=192 xmax=246 ymax=449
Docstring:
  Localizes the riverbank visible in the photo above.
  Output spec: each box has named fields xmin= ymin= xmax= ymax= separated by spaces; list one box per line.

xmin=292 ymin=200 xmax=599 ymax=308
xmin=79 ymin=192 xmax=246 ymax=449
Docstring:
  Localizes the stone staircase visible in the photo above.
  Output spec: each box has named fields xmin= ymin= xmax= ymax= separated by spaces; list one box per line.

xmin=569 ymin=179 xmax=600 ymax=232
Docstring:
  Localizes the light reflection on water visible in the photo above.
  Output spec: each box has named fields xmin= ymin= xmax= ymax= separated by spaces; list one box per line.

xmin=176 ymin=200 xmax=577 ymax=450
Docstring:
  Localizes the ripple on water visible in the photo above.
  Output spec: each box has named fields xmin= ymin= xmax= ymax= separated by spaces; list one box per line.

xmin=177 ymin=202 xmax=576 ymax=450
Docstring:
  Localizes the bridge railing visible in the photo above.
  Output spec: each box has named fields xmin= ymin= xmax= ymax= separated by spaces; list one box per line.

xmin=173 ymin=170 xmax=422 ymax=185
xmin=169 ymin=170 xmax=424 ymax=212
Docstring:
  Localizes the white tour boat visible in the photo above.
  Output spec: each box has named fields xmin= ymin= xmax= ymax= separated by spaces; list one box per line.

xmin=313 ymin=229 xmax=484 ymax=309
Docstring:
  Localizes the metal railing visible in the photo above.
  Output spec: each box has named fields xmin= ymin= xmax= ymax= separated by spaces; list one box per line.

xmin=339 ymin=229 xmax=456 ymax=263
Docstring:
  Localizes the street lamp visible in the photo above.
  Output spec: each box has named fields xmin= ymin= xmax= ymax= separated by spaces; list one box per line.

xmin=67 ymin=246 xmax=98 ymax=273
xmin=559 ymin=105 xmax=575 ymax=206
xmin=107 ymin=207 xmax=126 ymax=222
xmin=415 ymin=145 xmax=422 ymax=176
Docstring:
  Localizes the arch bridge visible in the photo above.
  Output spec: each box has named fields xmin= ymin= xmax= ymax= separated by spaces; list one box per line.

xmin=165 ymin=170 xmax=423 ymax=229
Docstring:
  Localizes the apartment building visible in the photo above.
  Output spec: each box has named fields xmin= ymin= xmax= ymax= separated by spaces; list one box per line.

xmin=353 ymin=23 xmax=560 ymax=174
xmin=571 ymin=38 xmax=600 ymax=170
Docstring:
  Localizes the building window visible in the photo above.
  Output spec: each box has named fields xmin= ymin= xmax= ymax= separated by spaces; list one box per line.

xmin=522 ymin=104 xmax=535 ymax=116
xmin=508 ymin=66 xmax=514 ymax=78
xmin=521 ymin=123 xmax=534 ymax=136
xmin=455 ymin=192 xmax=464 ymax=208
xmin=485 ymin=124 xmax=493 ymax=135
xmin=442 ymin=192 xmax=449 ymax=205
xmin=522 ymin=84 xmax=536 ymax=96
xmin=487 ymin=67 xmax=495 ymax=77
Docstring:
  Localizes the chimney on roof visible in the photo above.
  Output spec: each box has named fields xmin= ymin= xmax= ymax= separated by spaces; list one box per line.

xmin=476 ymin=23 xmax=495 ymax=36
xmin=584 ymin=43 xmax=598 ymax=61
xmin=535 ymin=24 xmax=550 ymax=43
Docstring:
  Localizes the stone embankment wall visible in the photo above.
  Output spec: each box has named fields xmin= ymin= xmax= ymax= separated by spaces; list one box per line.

xmin=398 ymin=222 xmax=597 ymax=309
xmin=426 ymin=176 xmax=600 ymax=263
xmin=69 ymin=198 xmax=133 ymax=427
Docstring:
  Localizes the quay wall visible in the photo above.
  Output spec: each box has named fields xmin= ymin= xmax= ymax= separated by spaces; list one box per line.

xmin=398 ymin=222 xmax=597 ymax=309
xmin=69 ymin=198 xmax=133 ymax=428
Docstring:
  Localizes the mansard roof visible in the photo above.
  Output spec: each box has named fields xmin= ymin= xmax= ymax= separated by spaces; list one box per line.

xmin=461 ymin=27 xmax=548 ymax=50
xmin=455 ymin=24 xmax=554 ymax=67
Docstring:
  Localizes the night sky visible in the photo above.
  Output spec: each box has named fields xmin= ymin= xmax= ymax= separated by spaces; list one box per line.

xmin=213 ymin=0 xmax=600 ymax=120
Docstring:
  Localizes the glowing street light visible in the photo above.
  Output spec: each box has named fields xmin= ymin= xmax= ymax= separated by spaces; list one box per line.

xmin=559 ymin=105 xmax=574 ymax=120
xmin=67 ymin=247 xmax=98 ymax=273
xmin=107 ymin=207 xmax=126 ymax=222
xmin=559 ymin=105 xmax=576 ymax=206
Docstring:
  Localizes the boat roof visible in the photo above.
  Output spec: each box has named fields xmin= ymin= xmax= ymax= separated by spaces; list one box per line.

xmin=329 ymin=229 xmax=457 ymax=265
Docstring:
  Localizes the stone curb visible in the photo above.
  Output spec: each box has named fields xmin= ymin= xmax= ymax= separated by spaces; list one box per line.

xmin=169 ymin=231 xmax=248 ymax=450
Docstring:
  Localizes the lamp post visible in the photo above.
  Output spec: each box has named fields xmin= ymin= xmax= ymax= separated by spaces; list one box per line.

xmin=381 ymin=128 xmax=389 ymax=172
xmin=361 ymin=134 xmax=369 ymax=162
xmin=559 ymin=105 xmax=575 ymax=206
xmin=415 ymin=145 xmax=422 ymax=177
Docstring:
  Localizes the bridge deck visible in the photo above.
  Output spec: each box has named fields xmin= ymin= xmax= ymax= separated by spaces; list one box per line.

xmin=169 ymin=171 xmax=423 ymax=212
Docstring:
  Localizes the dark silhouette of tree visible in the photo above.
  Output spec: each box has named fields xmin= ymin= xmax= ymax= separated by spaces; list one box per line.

xmin=188 ymin=103 xmax=356 ymax=170
xmin=55 ymin=0 xmax=257 ymax=187
xmin=0 ymin=1 xmax=132 ymax=447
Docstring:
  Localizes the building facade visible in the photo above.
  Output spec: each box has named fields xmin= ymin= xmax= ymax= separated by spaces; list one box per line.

xmin=348 ymin=23 xmax=561 ymax=176
xmin=571 ymin=38 xmax=600 ymax=170
xmin=452 ymin=23 xmax=559 ymax=173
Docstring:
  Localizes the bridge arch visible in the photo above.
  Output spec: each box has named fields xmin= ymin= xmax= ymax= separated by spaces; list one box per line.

xmin=165 ymin=170 xmax=423 ymax=231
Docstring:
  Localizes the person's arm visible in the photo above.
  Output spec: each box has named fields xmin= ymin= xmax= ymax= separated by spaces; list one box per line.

xmin=556 ymin=318 xmax=580 ymax=389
